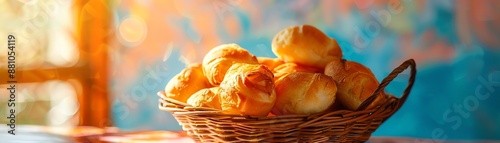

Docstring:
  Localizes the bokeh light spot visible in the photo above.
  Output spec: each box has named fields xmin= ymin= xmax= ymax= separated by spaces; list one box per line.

xmin=118 ymin=16 xmax=147 ymax=46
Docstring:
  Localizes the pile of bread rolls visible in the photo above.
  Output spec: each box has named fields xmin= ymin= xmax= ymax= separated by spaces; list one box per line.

xmin=164 ymin=25 xmax=388 ymax=117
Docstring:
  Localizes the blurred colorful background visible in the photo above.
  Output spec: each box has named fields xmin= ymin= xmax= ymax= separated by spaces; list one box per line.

xmin=1 ymin=0 xmax=499 ymax=141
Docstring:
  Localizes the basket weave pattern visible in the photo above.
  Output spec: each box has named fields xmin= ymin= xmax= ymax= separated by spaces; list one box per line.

xmin=159 ymin=59 xmax=416 ymax=143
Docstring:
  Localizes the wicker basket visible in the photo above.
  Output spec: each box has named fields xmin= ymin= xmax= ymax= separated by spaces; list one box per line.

xmin=159 ymin=59 xmax=416 ymax=143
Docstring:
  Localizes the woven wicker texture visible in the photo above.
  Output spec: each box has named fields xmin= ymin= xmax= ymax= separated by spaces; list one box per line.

xmin=159 ymin=59 xmax=417 ymax=143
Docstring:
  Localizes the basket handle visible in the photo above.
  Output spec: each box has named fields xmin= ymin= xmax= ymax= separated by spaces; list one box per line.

xmin=357 ymin=59 xmax=417 ymax=111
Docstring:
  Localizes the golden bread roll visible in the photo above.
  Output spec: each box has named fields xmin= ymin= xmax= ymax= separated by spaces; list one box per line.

xmin=324 ymin=59 xmax=374 ymax=81
xmin=257 ymin=57 xmax=284 ymax=71
xmin=336 ymin=72 xmax=379 ymax=110
xmin=164 ymin=63 xmax=211 ymax=103
xmin=186 ymin=87 xmax=223 ymax=109
xmin=202 ymin=43 xmax=258 ymax=85
xmin=324 ymin=60 xmax=380 ymax=110
xmin=365 ymin=92 xmax=389 ymax=109
xmin=271 ymin=72 xmax=337 ymax=115
xmin=273 ymin=62 xmax=323 ymax=81
xmin=272 ymin=25 xmax=342 ymax=68
xmin=219 ymin=63 xmax=276 ymax=116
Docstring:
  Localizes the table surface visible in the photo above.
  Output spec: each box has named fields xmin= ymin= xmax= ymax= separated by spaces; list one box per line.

xmin=0 ymin=125 xmax=497 ymax=143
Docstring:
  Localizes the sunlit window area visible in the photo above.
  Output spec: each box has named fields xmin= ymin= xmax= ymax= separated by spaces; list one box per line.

xmin=0 ymin=0 xmax=111 ymax=132
xmin=0 ymin=0 xmax=82 ymax=128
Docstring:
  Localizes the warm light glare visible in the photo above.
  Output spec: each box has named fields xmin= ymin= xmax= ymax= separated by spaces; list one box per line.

xmin=0 ymin=80 xmax=79 ymax=126
xmin=0 ymin=0 xmax=76 ymax=69
xmin=47 ymin=0 xmax=79 ymax=67
xmin=118 ymin=16 xmax=147 ymax=46
xmin=46 ymin=80 xmax=79 ymax=126
xmin=47 ymin=30 xmax=79 ymax=67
